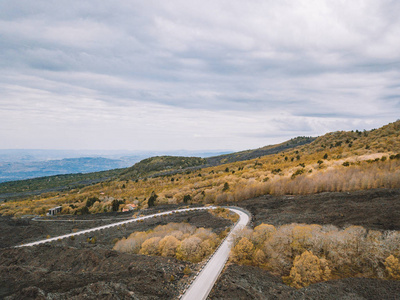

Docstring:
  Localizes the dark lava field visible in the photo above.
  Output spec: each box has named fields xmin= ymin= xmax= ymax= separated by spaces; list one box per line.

xmin=1 ymin=188 xmax=400 ymax=299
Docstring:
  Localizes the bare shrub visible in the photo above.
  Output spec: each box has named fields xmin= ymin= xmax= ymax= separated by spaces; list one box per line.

xmin=230 ymin=222 xmax=400 ymax=284
xmin=114 ymin=222 xmax=220 ymax=263
xmin=159 ymin=235 xmax=180 ymax=257
xmin=139 ymin=237 xmax=161 ymax=255
xmin=176 ymin=236 xmax=203 ymax=262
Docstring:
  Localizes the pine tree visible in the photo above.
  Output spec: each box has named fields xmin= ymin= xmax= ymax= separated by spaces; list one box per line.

xmin=222 ymin=182 xmax=230 ymax=192
xmin=148 ymin=191 xmax=158 ymax=207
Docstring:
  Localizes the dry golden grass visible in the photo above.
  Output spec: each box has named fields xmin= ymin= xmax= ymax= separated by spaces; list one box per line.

xmin=1 ymin=120 xmax=399 ymax=217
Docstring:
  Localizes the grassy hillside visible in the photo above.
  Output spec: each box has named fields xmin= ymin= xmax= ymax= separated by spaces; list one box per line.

xmin=1 ymin=120 xmax=399 ymax=217
xmin=302 ymin=120 xmax=400 ymax=156
xmin=120 ymin=156 xmax=207 ymax=180
xmin=0 ymin=137 xmax=315 ymax=202
xmin=205 ymin=136 xmax=315 ymax=165
xmin=0 ymin=156 xmax=205 ymax=202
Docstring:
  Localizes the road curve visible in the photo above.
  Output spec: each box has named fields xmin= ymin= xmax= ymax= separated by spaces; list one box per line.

xmin=14 ymin=205 xmax=250 ymax=300
xmin=181 ymin=207 xmax=250 ymax=300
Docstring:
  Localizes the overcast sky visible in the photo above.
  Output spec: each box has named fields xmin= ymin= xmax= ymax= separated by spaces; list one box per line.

xmin=1 ymin=1 xmax=399 ymax=152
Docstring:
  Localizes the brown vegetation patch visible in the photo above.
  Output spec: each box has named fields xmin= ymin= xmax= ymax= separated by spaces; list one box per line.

xmin=209 ymin=264 xmax=400 ymax=300
xmin=2 ymin=120 xmax=399 ymax=218
xmin=230 ymin=222 xmax=400 ymax=287
xmin=113 ymin=222 xmax=222 ymax=263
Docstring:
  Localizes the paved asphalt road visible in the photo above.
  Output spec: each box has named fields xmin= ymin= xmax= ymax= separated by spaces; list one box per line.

xmin=181 ymin=208 xmax=250 ymax=300
xmin=16 ymin=206 xmax=214 ymax=247
xmin=15 ymin=205 xmax=250 ymax=300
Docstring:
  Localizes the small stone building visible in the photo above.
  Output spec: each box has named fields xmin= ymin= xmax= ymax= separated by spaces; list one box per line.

xmin=47 ymin=206 xmax=62 ymax=216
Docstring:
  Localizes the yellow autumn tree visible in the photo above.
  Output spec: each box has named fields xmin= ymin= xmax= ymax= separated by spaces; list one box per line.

xmin=252 ymin=224 xmax=276 ymax=246
xmin=198 ymin=239 xmax=215 ymax=258
xmin=291 ymin=225 xmax=314 ymax=255
xmin=231 ymin=237 xmax=254 ymax=265
xmin=385 ymin=255 xmax=400 ymax=280
xmin=253 ymin=249 xmax=266 ymax=266
xmin=139 ymin=237 xmax=161 ymax=256
xmin=176 ymin=236 xmax=203 ymax=262
xmin=288 ymin=251 xmax=331 ymax=288
xmin=158 ymin=235 xmax=180 ymax=257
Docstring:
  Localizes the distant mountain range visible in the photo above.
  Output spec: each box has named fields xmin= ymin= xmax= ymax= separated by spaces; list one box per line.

xmin=0 ymin=157 xmax=128 ymax=183
xmin=0 ymin=150 xmax=230 ymax=183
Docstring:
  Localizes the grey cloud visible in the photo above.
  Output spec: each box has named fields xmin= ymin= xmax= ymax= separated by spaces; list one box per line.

xmin=1 ymin=0 xmax=400 ymax=150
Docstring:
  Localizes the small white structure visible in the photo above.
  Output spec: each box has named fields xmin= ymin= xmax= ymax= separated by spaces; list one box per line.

xmin=47 ymin=206 xmax=62 ymax=216
xmin=122 ymin=204 xmax=137 ymax=212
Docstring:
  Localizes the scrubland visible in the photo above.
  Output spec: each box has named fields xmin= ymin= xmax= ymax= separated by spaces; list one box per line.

xmin=1 ymin=120 xmax=399 ymax=298
xmin=230 ymin=223 xmax=400 ymax=288
xmin=113 ymin=208 xmax=236 ymax=263
xmin=1 ymin=119 xmax=399 ymax=217
xmin=114 ymin=222 xmax=222 ymax=263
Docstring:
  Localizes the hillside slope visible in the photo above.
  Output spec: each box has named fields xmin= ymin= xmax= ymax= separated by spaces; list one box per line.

xmin=120 ymin=156 xmax=207 ymax=180
xmin=301 ymin=120 xmax=400 ymax=156
xmin=0 ymin=137 xmax=315 ymax=202
xmin=205 ymin=136 xmax=315 ymax=165
xmin=1 ymin=120 xmax=399 ymax=217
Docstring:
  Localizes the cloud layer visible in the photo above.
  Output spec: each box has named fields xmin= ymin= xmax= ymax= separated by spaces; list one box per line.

xmin=1 ymin=0 xmax=399 ymax=151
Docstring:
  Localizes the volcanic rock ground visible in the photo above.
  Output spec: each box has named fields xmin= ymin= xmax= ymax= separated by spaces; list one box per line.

xmin=237 ymin=188 xmax=400 ymax=231
xmin=209 ymin=264 xmax=400 ymax=300
xmin=0 ymin=209 xmax=231 ymax=299
xmin=1 ymin=188 xmax=400 ymax=299
xmin=209 ymin=188 xmax=400 ymax=300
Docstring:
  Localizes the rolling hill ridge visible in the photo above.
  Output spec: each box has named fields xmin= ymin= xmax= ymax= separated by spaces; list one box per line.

xmin=0 ymin=120 xmax=399 ymax=217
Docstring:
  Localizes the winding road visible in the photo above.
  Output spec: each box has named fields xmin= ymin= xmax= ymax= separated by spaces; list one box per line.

xmin=16 ymin=206 xmax=250 ymax=300
xmin=181 ymin=207 xmax=250 ymax=300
